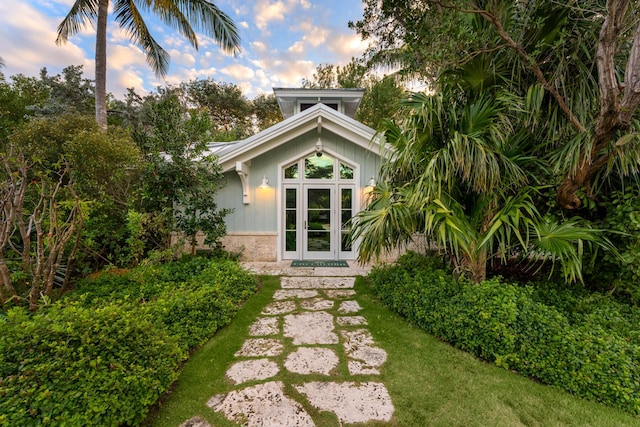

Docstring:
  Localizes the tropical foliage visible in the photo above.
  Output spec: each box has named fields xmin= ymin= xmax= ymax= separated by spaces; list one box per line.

xmin=351 ymin=85 xmax=605 ymax=283
xmin=351 ymin=0 xmax=640 ymax=211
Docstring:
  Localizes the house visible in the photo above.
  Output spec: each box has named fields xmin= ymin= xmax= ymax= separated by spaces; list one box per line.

xmin=204 ymin=88 xmax=381 ymax=261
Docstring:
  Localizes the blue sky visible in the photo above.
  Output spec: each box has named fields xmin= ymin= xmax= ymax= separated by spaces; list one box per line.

xmin=0 ymin=0 xmax=368 ymax=99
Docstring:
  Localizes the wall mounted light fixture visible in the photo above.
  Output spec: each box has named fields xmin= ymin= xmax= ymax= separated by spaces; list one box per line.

xmin=259 ymin=175 xmax=270 ymax=189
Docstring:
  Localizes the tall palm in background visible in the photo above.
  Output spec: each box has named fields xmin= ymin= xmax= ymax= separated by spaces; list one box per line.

xmin=56 ymin=0 xmax=240 ymax=129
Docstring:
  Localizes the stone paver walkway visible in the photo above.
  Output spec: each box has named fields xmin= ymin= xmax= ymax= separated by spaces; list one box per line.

xmin=180 ymin=265 xmax=394 ymax=426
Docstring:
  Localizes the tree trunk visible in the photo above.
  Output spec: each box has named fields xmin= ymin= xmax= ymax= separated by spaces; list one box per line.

xmin=467 ymin=250 xmax=487 ymax=284
xmin=95 ymin=0 xmax=109 ymax=129
xmin=557 ymin=1 xmax=640 ymax=210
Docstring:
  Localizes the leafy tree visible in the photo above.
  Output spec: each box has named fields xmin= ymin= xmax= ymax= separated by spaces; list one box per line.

xmin=356 ymin=75 xmax=405 ymax=129
xmin=56 ymin=0 xmax=240 ymax=129
xmin=350 ymin=0 xmax=640 ymax=211
xmin=132 ymin=91 xmax=230 ymax=254
xmin=29 ymin=66 xmax=95 ymax=117
xmin=252 ymin=93 xmax=282 ymax=131
xmin=183 ymin=78 xmax=252 ymax=140
xmin=0 ymin=74 xmax=43 ymax=139
xmin=0 ymin=115 xmax=142 ymax=308
xmin=302 ymin=64 xmax=339 ymax=88
xmin=0 ymin=66 xmax=98 ymax=139
xmin=0 ymin=143 xmax=82 ymax=309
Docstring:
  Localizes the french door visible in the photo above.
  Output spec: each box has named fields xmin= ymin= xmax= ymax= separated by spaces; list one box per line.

xmin=303 ymin=185 xmax=334 ymax=259
xmin=283 ymin=184 xmax=354 ymax=260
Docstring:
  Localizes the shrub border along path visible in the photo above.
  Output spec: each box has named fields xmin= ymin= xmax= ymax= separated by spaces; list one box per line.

xmin=147 ymin=265 xmax=639 ymax=426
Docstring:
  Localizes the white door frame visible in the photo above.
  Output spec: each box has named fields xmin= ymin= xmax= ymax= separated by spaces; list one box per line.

xmin=277 ymin=147 xmax=360 ymax=261
xmin=302 ymin=184 xmax=336 ymax=260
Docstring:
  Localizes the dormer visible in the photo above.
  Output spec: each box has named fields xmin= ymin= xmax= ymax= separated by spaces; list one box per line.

xmin=273 ymin=88 xmax=365 ymax=120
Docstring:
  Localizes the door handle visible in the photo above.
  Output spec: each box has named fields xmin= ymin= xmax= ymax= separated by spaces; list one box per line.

xmin=304 ymin=220 xmax=307 ymax=230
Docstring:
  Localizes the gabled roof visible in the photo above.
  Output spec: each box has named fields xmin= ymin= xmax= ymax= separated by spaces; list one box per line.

xmin=214 ymin=102 xmax=379 ymax=172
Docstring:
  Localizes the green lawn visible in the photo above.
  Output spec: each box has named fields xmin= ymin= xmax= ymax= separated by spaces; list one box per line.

xmin=143 ymin=275 xmax=639 ymax=426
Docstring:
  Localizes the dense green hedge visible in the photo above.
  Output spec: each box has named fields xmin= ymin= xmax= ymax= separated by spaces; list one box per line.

xmin=0 ymin=257 xmax=257 ymax=426
xmin=368 ymin=252 xmax=640 ymax=415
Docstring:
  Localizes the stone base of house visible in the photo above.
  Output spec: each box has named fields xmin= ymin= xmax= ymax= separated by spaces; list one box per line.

xmin=220 ymin=233 xmax=278 ymax=261
xmin=171 ymin=232 xmax=278 ymax=261
xmin=171 ymin=232 xmax=431 ymax=263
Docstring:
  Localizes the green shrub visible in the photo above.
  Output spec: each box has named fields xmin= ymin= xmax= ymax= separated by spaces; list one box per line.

xmin=0 ymin=303 xmax=184 ymax=426
xmin=368 ymin=252 xmax=640 ymax=415
xmin=584 ymin=185 xmax=640 ymax=303
xmin=0 ymin=257 xmax=257 ymax=426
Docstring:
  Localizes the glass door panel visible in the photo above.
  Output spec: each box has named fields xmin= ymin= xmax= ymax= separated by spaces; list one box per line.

xmin=284 ymin=188 xmax=297 ymax=253
xmin=303 ymin=187 xmax=333 ymax=259
xmin=340 ymin=187 xmax=353 ymax=252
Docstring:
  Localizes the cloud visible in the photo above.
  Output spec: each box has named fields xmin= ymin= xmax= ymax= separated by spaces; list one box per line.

xmin=251 ymin=41 xmax=268 ymax=54
xmin=301 ymin=27 xmax=329 ymax=48
xmin=254 ymin=0 xmax=286 ymax=31
xmin=220 ymin=64 xmax=255 ymax=80
xmin=0 ymin=1 xmax=91 ymax=78
xmin=112 ymin=68 xmax=145 ymax=94
xmin=288 ymin=41 xmax=305 ymax=55
xmin=326 ymin=33 xmax=368 ymax=63
xmin=108 ymin=44 xmax=147 ymax=71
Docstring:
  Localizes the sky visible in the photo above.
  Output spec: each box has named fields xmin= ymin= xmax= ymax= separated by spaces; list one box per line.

xmin=0 ymin=0 xmax=369 ymax=100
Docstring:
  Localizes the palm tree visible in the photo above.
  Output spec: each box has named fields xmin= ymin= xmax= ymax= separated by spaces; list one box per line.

xmin=352 ymin=1 xmax=640 ymax=211
xmin=351 ymin=84 xmax=606 ymax=284
xmin=56 ymin=0 xmax=240 ymax=129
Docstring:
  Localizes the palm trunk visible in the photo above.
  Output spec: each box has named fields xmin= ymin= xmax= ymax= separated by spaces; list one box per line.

xmin=95 ymin=0 xmax=109 ymax=129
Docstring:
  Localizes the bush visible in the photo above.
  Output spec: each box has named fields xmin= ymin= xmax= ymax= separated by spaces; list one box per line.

xmin=368 ymin=252 xmax=640 ymax=415
xmin=0 ymin=303 xmax=184 ymax=426
xmin=0 ymin=257 xmax=257 ymax=426
xmin=584 ymin=185 xmax=640 ymax=303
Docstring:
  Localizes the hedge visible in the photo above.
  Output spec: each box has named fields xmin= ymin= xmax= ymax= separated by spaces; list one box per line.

xmin=368 ymin=252 xmax=640 ymax=415
xmin=0 ymin=257 xmax=257 ymax=426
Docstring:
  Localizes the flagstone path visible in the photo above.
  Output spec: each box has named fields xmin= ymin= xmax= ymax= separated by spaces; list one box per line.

xmin=179 ymin=273 xmax=394 ymax=426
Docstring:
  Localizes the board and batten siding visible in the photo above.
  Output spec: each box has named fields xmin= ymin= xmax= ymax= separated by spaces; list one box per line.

xmin=216 ymin=128 xmax=380 ymax=234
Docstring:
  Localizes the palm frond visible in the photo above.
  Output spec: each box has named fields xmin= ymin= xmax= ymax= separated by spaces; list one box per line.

xmin=172 ymin=0 xmax=240 ymax=54
xmin=56 ymin=0 xmax=99 ymax=44
xmin=137 ymin=0 xmax=199 ymax=48
xmin=605 ymin=129 xmax=640 ymax=178
xmin=114 ymin=0 xmax=170 ymax=77
xmin=529 ymin=217 xmax=607 ymax=283
xmin=350 ymin=183 xmax=417 ymax=263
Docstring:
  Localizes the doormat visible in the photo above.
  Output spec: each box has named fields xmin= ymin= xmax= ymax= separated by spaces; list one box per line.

xmin=291 ymin=260 xmax=349 ymax=267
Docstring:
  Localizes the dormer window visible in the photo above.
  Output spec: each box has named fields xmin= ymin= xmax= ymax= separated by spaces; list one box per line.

xmin=300 ymin=102 xmax=339 ymax=112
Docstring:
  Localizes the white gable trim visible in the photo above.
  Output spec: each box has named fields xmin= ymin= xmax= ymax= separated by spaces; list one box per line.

xmin=216 ymin=103 xmax=380 ymax=172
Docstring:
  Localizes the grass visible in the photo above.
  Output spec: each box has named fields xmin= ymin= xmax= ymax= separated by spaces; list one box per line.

xmin=143 ymin=275 xmax=640 ymax=426
xmin=141 ymin=275 xmax=280 ymax=427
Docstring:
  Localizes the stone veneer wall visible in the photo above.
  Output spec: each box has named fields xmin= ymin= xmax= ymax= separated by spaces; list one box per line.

xmin=170 ymin=232 xmax=277 ymax=261
xmin=172 ymin=232 xmax=430 ymax=262
xmin=220 ymin=233 xmax=278 ymax=261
